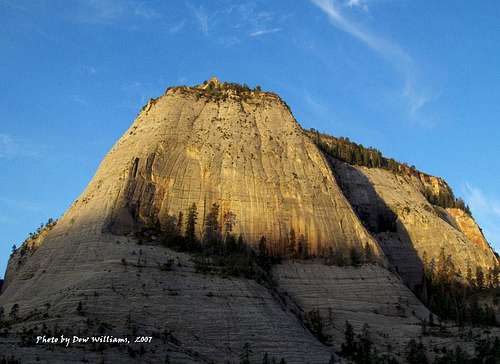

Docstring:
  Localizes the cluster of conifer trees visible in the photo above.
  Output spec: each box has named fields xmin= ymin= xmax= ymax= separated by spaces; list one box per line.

xmin=340 ymin=321 xmax=500 ymax=364
xmin=417 ymin=248 xmax=499 ymax=326
xmin=310 ymin=129 xmax=472 ymax=215
xmin=422 ymin=188 xmax=471 ymax=215
xmin=194 ymin=80 xmax=262 ymax=102
xmin=138 ymin=202 xmax=381 ymax=282
xmin=430 ymin=337 xmax=500 ymax=364
xmin=139 ymin=203 xmax=279 ymax=280
xmin=146 ymin=201 xmax=380 ymax=271
xmin=311 ymin=129 xmax=403 ymax=172
xmin=340 ymin=321 xmax=400 ymax=363
xmin=11 ymin=218 xmax=57 ymax=257
xmin=322 ymin=244 xmax=377 ymax=267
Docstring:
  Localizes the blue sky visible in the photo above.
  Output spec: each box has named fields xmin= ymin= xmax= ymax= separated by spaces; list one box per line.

xmin=1 ymin=0 xmax=500 ymax=277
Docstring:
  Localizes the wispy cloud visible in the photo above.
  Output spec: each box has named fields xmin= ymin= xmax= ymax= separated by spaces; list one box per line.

xmin=186 ymin=2 xmax=288 ymax=44
xmin=249 ymin=28 xmax=282 ymax=37
xmin=187 ymin=3 xmax=209 ymax=34
xmin=71 ymin=94 xmax=88 ymax=106
xmin=83 ymin=65 xmax=97 ymax=75
xmin=133 ymin=2 xmax=160 ymax=19
xmin=463 ymin=183 xmax=500 ymax=252
xmin=345 ymin=0 xmax=368 ymax=11
xmin=0 ymin=0 xmax=27 ymax=12
xmin=169 ymin=20 xmax=185 ymax=34
xmin=73 ymin=0 xmax=161 ymax=24
xmin=0 ymin=134 xmax=40 ymax=159
xmin=304 ymin=91 xmax=330 ymax=117
xmin=310 ymin=0 xmax=436 ymax=125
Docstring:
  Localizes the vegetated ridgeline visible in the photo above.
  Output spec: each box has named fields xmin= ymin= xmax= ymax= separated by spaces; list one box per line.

xmin=0 ymin=78 xmax=499 ymax=364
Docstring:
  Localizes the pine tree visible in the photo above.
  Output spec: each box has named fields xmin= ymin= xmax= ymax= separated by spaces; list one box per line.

xmin=466 ymin=260 xmax=474 ymax=288
xmin=288 ymin=228 xmax=296 ymax=258
xmin=357 ymin=323 xmax=373 ymax=363
xmin=428 ymin=313 xmax=434 ymax=327
xmin=204 ymin=203 xmax=221 ymax=251
xmin=176 ymin=212 xmax=183 ymax=236
xmin=262 ymin=352 xmax=270 ymax=364
xmin=363 ymin=243 xmax=374 ymax=263
xmin=258 ymin=236 xmax=268 ymax=257
xmin=300 ymin=235 xmax=309 ymax=259
xmin=406 ymin=339 xmax=429 ymax=364
xmin=475 ymin=266 xmax=485 ymax=290
xmin=237 ymin=234 xmax=245 ymax=253
xmin=445 ymin=254 xmax=456 ymax=283
xmin=9 ymin=303 xmax=19 ymax=319
xmin=487 ymin=267 xmax=494 ymax=289
xmin=185 ymin=203 xmax=198 ymax=251
xmin=437 ymin=247 xmax=448 ymax=284
xmin=422 ymin=251 xmax=429 ymax=273
xmin=350 ymin=247 xmax=361 ymax=266
xmin=239 ymin=342 xmax=252 ymax=364
xmin=341 ymin=321 xmax=356 ymax=356
xmin=223 ymin=210 xmax=237 ymax=236
xmin=493 ymin=263 xmax=500 ymax=288
xmin=297 ymin=237 xmax=303 ymax=257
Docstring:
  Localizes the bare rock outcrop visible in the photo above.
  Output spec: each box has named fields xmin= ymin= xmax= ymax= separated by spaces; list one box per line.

xmin=446 ymin=207 xmax=494 ymax=255
xmin=274 ymin=263 xmax=429 ymax=355
xmin=0 ymin=241 xmax=334 ymax=363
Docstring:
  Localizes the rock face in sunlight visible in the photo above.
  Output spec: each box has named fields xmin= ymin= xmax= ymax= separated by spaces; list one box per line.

xmin=323 ymin=146 xmax=498 ymax=289
xmin=0 ymin=79 xmax=498 ymax=363
xmin=5 ymin=77 xmax=381 ymax=266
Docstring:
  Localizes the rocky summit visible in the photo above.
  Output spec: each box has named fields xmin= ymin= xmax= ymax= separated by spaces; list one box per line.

xmin=1 ymin=79 xmax=499 ymax=364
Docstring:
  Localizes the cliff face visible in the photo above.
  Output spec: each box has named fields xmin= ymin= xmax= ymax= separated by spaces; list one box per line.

xmin=18 ymin=79 xmax=380 ymax=261
xmin=327 ymin=157 xmax=498 ymax=289
xmin=446 ymin=207 xmax=494 ymax=254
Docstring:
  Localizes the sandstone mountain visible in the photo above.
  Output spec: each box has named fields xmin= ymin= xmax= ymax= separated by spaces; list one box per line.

xmin=0 ymin=79 xmax=498 ymax=363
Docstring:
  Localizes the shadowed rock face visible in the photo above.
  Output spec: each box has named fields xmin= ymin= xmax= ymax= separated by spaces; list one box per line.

xmin=330 ymin=159 xmax=499 ymax=288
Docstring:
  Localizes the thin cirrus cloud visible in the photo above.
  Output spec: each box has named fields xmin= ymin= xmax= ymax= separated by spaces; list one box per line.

xmin=72 ymin=0 xmax=161 ymax=24
xmin=169 ymin=20 xmax=186 ymax=34
xmin=249 ymin=28 xmax=282 ymax=37
xmin=187 ymin=2 xmax=284 ymax=42
xmin=187 ymin=3 xmax=209 ymax=34
xmin=309 ymin=0 xmax=436 ymax=125
xmin=0 ymin=133 xmax=40 ymax=159
xmin=345 ymin=0 xmax=368 ymax=11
